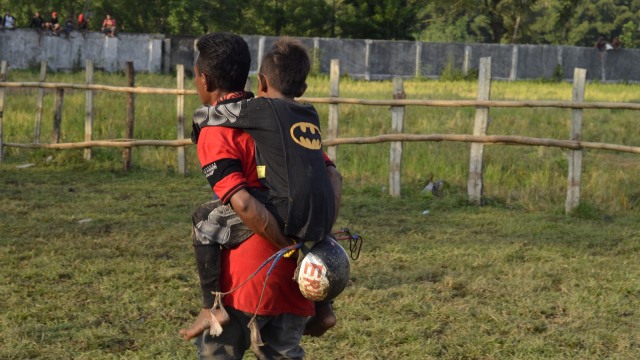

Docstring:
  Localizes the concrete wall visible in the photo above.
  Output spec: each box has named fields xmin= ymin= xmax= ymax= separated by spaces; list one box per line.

xmin=2 ymin=28 xmax=640 ymax=82
xmin=0 ymin=29 xmax=163 ymax=72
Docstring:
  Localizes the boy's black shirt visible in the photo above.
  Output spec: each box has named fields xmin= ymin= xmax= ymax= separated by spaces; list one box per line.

xmin=193 ymin=97 xmax=335 ymax=243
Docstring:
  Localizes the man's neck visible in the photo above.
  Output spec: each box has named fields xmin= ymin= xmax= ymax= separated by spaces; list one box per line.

xmin=211 ymin=90 xmax=248 ymax=105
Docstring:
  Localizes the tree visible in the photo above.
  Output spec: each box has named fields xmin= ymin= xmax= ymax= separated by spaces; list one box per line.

xmin=563 ymin=0 xmax=640 ymax=47
xmin=3 ymin=0 xmax=640 ymax=48
xmin=336 ymin=0 xmax=430 ymax=40
xmin=620 ymin=20 xmax=638 ymax=48
xmin=419 ymin=0 xmax=540 ymax=44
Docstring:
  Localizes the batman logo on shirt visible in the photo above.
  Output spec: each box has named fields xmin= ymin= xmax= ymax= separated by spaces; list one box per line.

xmin=290 ymin=122 xmax=322 ymax=150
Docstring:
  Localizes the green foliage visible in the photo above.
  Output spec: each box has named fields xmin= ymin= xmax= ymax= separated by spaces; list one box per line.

xmin=2 ymin=0 xmax=640 ymax=45
xmin=620 ymin=21 xmax=638 ymax=48
xmin=552 ymin=64 xmax=564 ymax=82
xmin=439 ymin=58 xmax=465 ymax=81
xmin=336 ymin=0 xmax=429 ymax=40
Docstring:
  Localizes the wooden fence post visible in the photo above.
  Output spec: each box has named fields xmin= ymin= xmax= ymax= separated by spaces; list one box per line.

xmin=463 ymin=46 xmax=471 ymax=76
xmin=509 ymin=45 xmax=518 ymax=81
xmin=364 ymin=40 xmax=372 ymax=81
xmin=163 ymin=39 xmax=172 ymax=74
xmin=124 ymin=62 xmax=135 ymax=171
xmin=84 ymin=60 xmax=94 ymax=160
xmin=565 ymin=68 xmax=587 ymax=213
xmin=51 ymin=89 xmax=64 ymax=144
xmin=389 ymin=77 xmax=405 ymax=197
xmin=176 ymin=64 xmax=186 ymax=174
xmin=467 ymin=57 xmax=492 ymax=205
xmin=34 ymin=61 xmax=47 ymax=144
xmin=415 ymin=42 xmax=422 ymax=78
xmin=0 ymin=61 xmax=7 ymax=162
xmin=327 ymin=59 xmax=340 ymax=162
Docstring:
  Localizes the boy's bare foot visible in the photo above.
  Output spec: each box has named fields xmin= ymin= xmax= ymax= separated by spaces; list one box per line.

xmin=304 ymin=302 xmax=336 ymax=337
xmin=179 ymin=308 xmax=230 ymax=340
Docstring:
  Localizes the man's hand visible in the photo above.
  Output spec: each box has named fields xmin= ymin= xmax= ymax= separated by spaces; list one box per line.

xmin=230 ymin=188 xmax=292 ymax=249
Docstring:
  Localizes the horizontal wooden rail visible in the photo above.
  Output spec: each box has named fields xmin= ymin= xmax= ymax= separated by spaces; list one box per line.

xmin=0 ymin=81 xmax=197 ymax=95
xmin=5 ymin=134 xmax=640 ymax=154
xmin=300 ymin=97 xmax=640 ymax=110
xmin=3 ymin=81 xmax=640 ymax=110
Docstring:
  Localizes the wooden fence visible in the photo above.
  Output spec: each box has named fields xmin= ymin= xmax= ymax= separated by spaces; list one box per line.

xmin=2 ymin=59 xmax=640 ymax=213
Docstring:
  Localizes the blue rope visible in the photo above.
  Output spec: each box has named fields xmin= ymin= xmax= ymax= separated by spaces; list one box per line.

xmin=222 ymin=241 xmax=304 ymax=296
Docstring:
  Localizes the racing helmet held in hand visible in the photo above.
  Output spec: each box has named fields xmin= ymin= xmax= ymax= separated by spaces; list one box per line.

xmin=295 ymin=236 xmax=350 ymax=301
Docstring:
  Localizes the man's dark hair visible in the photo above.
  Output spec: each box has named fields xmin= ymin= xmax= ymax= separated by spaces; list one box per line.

xmin=196 ymin=32 xmax=251 ymax=92
xmin=260 ymin=37 xmax=311 ymax=98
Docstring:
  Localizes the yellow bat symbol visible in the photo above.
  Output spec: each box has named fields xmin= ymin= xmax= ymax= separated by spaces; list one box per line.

xmin=290 ymin=122 xmax=322 ymax=150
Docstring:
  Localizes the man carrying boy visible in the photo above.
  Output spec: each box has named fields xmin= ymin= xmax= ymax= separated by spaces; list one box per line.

xmin=181 ymin=33 xmax=342 ymax=359
xmin=183 ymin=36 xmax=342 ymax=342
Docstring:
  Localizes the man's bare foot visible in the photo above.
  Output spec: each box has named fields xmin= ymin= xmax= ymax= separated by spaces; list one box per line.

xmin=304 ymin=302 xmax=336 ymax=337
xmin=179 ymin=308 xmax=229 ymax=340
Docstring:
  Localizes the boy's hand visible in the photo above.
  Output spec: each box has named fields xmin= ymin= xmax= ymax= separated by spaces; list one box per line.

xmin=179 ymin=308 xmax=213 ymax=340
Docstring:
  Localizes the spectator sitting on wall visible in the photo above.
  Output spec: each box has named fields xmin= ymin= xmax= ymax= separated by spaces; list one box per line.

xmin=63 ymin=16 xmax=74 ymax=34
xmin=77 ymin=13 xmax=88 ymax=32
xmin=2 ymin=11 xmax=16 ymax=30
xmin=612 ymin=36 xmax=621 ymax=49
xmin=31 ymin=11 xmax=45 ymax=31
xmin=595 ymin=35 xmax=607 ymax=52
xmin=45 ymin=12 xmax=61 ymax=36
xmin=101 ymin=14 xmax=116 ymax=37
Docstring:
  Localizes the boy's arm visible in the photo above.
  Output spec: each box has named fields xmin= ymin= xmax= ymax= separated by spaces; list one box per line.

xmin=323 ymin=152 xmax=342 ymax=225
xmin=326 ymin=165 xmax=342 ymax=225
xmin=229 ymin=188 xmax=292 ymax=249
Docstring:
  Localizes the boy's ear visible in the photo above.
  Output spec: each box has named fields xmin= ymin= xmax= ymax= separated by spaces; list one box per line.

xmin=199 ymin=72 xmax=210 ymax=92
xmin=294 ymin=83 xmax=308 ymax=98
xmin=257 ymin=73 xmax=269 ymax=93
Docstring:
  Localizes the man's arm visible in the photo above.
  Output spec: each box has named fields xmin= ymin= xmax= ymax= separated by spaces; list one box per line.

xmin=326 ymin=165 xmax=342 ymax=225
xmin=229 ymin=188 xmax=292 ymax=249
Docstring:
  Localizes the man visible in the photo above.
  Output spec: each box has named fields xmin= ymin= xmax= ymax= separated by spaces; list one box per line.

xmin=181 ymin=38 xmax=343 ymax=349
xmin=101 ymin=14 xmax=116 ymax=37
xmin=2 ymin=11 xmax=16 ymax=29
xmin=44 ymin=12 xmax=61 ymax=35
xmin=31 ymin=11 xmax=45 ymax=30
xmin=185 ymin=32 xmax=318 ymax=359
xmin=77 ymin=13 xmax=88 ymax=32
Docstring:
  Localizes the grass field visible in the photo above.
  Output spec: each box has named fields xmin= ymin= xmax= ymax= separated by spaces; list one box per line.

xmin=1 ymin=164 xmax=639 ymax=359
xmin=1 ymin=71 xmax=640 ymax=358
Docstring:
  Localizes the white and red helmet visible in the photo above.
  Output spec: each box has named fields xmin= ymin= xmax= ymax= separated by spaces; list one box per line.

xmin=295 ymin=236 xmax=350 ymax=301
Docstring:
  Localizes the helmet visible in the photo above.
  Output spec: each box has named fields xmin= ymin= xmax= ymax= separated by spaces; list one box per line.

xmin=295 ymin=236 xmax=350 ymax=301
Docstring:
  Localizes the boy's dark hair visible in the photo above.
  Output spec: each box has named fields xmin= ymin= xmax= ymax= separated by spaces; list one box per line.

xmin=196 ymin=32 xmax=251 ymax=92
xmin=260 ymin=37 xmax=311 ymax=98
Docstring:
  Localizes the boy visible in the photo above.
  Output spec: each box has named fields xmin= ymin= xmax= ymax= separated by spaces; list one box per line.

xmin=182 ymin=37 xmax=342 ymax=340
xmin=183 ymin=32 xmax=313 ymax=359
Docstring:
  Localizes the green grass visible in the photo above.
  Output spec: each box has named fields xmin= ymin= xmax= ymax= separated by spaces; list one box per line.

xmin=1 ymin=164 xmax=640 ymax=359
xmin=1 ymin=71 xmax=640 ymax=358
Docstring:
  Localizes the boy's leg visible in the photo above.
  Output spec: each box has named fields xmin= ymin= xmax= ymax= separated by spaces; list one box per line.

xmin=182 ymin=200 xmax=255 ymax=340
xmin=303 ymin=301 xmax=336 ymax=337
xmin=194 ymin=307 xmax=252 ymax=360
xmin=180 ymin=242 xmax=228 ymax=340
xmin=258 ymin=313 xmax=307 ymax=360
xmin=180 ymin=203 xmax=227 ymax=341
